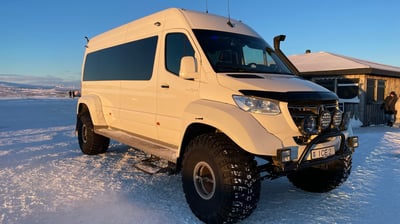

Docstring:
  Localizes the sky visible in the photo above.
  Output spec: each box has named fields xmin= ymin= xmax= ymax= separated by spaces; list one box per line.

xmin=0 ymin=0 xmax=399 ymax=84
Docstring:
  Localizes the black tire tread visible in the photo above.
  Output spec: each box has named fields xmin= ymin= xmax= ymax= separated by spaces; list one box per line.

xmin=287 ymin=154 xmax=352 ymax=193
xmin=182 ymin=133 xmax=261 ymax=224
xmin=77 ymin=113 xmax=110 ymax=155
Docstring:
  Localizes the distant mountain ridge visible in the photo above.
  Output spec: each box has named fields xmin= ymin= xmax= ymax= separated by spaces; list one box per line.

xmin=0 ymin=81 xmax=79 ymax=98
xmin=0 ymin=74 xmax=80 ymax=88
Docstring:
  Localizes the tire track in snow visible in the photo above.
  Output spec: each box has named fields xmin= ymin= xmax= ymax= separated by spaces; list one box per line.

xmin=0 ymin=126 xmax=72 ymax=147
xmin=0 ymin=123 xmax=186 ymax=223
xmin=341 ymin=129 xmax=400 ymax=222
xmin=0 ymin=125 xmax=79 ymax=223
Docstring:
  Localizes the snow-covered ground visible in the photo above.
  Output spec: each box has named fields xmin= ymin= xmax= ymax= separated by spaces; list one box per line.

xmin=1 ymin=98 xmax=399 ymax=224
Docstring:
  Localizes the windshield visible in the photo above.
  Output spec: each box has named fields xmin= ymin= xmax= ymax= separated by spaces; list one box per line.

xmin=193 ymin=29 xmax=292 ymax=74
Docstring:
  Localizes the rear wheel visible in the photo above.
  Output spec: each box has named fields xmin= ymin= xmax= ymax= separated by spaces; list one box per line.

xmin=182 ymin=133 xmax=260 ymax=223
xmin=287 ymin=154 xmax=352 ymax=193
xmin=77 ymin=113 xmax=109 ymax=155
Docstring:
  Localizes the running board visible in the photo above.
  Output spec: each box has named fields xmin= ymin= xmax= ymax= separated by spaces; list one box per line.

xmin=95 ymin=128 xmax=178 ymax=163
xmin=134 ymin=156 xmax=173 ymax=175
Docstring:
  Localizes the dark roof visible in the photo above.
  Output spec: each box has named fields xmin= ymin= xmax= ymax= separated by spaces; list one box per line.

xmin=288 ymin=52 xmax=400 ymax=77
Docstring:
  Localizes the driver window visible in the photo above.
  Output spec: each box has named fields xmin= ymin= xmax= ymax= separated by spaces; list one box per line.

xmin=165 ymin=33 xmax=195 ymax=75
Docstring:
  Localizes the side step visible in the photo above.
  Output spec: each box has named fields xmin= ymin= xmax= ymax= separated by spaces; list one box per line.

xmin=95 ymin=128 xmax=178 ymax=163
xmin=134 ymin=156 xmax=174 ymax=175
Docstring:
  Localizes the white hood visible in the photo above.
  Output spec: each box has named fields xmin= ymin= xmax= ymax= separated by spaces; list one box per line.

xmin=217 ymin=73 xmax=330 ymax=93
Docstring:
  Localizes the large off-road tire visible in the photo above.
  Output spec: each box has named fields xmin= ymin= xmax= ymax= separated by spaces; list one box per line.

xmin=287 ymin=154 xmax=352 ymax=193
xmin=182 ymin=133 xmax=261 ymax=224
xmin=77 ymin=113 xmax=110 ymax=155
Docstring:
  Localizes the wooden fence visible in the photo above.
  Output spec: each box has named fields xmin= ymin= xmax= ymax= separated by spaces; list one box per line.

xmin=364 ymin=103 xmax=385 ymax=125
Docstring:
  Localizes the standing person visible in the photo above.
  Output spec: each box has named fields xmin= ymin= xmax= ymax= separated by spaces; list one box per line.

xmin=382 ymin=91 xmax=398 ymax=127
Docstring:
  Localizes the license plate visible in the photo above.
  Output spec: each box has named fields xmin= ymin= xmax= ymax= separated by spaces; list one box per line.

xmin=311 ymin=146 xmax=335 ymax=159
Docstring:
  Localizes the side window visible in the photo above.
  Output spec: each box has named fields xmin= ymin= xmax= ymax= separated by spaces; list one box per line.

xmin=315 ymin=79 xmax=336 ymax=92
xmin=366 ymin=79 xmax=375 ymax=102
xmin=165 ymin=33 xmax=195 ymax=75
xmin=83 ymin=36 xmax=158 ymax=81
xmin=337 ymin=79 xmax=359 ymax=100
xmin=367 ymin=78 xmax=386 ymax=103
xmin=315 ymin=78 xmax=360 ymax=103
xmin=377 ymin=80 xmax=386 ymax=102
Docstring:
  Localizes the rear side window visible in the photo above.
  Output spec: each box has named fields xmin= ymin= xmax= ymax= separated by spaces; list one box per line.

xmin=165 ymin=33 xmax=194 ymax=75
xmin=83 ymin=36 xmax=158 ymax=81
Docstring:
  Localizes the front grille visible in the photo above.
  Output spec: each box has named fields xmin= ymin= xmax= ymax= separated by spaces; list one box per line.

xmin=288 ymin=100 xmax=339 ymax=144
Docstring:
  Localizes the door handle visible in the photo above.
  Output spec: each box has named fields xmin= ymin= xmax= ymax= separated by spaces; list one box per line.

xmin=161 ymin=84 xmax=170 ymax=88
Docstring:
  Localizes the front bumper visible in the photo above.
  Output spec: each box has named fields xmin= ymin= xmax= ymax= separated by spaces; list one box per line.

xmin=275 ymin=132 xmax=358 ymax=174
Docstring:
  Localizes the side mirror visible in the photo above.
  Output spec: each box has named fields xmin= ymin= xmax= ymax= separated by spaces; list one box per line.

xmin=179 ymin=56 xmax=199 ymax=80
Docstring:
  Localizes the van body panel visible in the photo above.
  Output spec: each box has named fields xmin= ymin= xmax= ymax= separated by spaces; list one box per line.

xmin=80 ymin=81 xmax=120 ymax=127
xmin=77 ymin=94 xmax=107 ymax=127
xmin=180 ymin=10 xmax=259 ymax=36
xmin=119 ymin=80 xmax=158 ymax=140
xmin=156 ymin=73 xmax=200 ymax=145
xmin=183 ymin=99 xmax=284 ymax=155
xmin=86 ymin=10 xmax=166 ymax=54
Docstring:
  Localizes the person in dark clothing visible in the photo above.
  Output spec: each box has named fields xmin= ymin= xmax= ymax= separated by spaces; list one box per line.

xmin=382 ymin=91 xmax=398 ymax=127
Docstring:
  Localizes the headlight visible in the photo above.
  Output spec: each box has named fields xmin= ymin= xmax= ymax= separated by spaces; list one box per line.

xmin=233 ymin=95 xmax=280 ymax=115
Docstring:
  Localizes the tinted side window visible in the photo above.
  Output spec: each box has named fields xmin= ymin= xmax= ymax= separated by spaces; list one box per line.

xmin=165 ymin=33 xmax=194 ymax=75
xmin=337 ymin=79 xmax=359 ymax=100
xmin=83 ymin=36 xmax=158 ymax=81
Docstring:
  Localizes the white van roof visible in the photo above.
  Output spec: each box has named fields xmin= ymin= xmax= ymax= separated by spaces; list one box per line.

xmin=86 ymin=8 xmax=260 ymax=53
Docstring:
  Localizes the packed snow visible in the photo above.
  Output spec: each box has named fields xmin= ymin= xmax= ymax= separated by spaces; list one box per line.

xmin=1 ymin=97 xmax=399 ymax=224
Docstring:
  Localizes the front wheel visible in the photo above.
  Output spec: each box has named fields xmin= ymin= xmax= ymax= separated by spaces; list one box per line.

xmin=287 ymin=154 xmax=352 ymax=193
xmin=182 ymin=133 xmax=261 ymax=224
xmin=77 ymin=113 xmax=110 ymax=155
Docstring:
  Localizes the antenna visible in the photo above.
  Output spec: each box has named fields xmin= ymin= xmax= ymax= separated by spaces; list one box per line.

xmin=205 ymin=0 xmax=208 ymax=13
xmin=226 ymin=0 xmax=234 ymax=27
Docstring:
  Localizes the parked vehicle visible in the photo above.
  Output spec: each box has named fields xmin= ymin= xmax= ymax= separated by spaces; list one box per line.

xmin=76 ymin=8 xmax=358 ymax=223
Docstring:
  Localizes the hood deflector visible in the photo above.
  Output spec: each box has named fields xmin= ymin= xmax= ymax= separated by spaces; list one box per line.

xmin=239 ymin=90 xmax=338 ymax=103
xmin=227 ymin=74 xmax=264 ymax=79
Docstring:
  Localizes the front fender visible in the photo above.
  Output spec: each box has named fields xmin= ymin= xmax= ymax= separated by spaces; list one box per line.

xmin=183 ymin=100 xmax=283 ymax=156
xmin=77 ymin=94 xmax=107 ymax=127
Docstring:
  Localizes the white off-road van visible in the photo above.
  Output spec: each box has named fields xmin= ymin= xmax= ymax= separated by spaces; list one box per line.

xmin=77 ymin=8 xmax=358 ymax=223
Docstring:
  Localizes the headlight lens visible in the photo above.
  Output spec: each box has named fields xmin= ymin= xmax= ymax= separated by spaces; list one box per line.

xmin=233 ymin=95 xmax=280 ymax=115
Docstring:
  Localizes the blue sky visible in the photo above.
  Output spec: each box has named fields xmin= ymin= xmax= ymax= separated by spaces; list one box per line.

xmin=1 ymin=0 xmax=399 ymax=83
